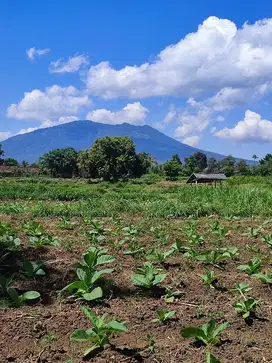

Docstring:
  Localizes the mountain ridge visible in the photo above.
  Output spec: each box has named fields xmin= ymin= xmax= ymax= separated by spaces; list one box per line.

xmin=1 ymin=120 xmax=244 ymax=163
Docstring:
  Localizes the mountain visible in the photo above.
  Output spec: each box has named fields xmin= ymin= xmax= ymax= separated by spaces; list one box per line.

xmin=1 ymin=120 xmax=236 ymax=163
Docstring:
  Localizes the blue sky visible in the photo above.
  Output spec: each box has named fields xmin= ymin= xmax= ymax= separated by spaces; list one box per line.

xmin=1 ymin=0 xmax=272 ymax=159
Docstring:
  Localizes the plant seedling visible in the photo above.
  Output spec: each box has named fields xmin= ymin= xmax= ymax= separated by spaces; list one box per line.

xmin=243 ymin=227 xmax=262 ymax=238
xmin=58 ymin=217 xmax=74 ymax=230
xmin=163 ymin=287 xmax=183 ymax=303
xmin=197 ymin=247 xmax=238 ymax=266
xmin=22 ymin=221 xmax=45 ymax=237
xmin=238 ymin=257 xmax=261 ymax=275
xmin=233 ymin=298 xmax=260 ymax=319
xmin=199 ymin=269 xmax=217 ymax=288
xmin=62 ymin=247 xmax=115 ymax=301
xmin=22 ymin=259 xmax=46 ymax=277
xmin=131 ymin=262 xmax=167 ymax=289
xmin=206 ymin=351 xmax=221 ymax=363
xmin=152 ymin=309 xmax=176 ymax=323
xmin=86 ymin=220 xmax=112 ymax=242
xmin=70 ymin=306 xmax=127 ymax=356
xmin=122 ymin=225 xmax=139 ymax=237
xmin=29 ymin=235 xmax=60 ymax=247
xmin=262 ymin=233 xmax=272 ymax=248
xmin=210 ymin=221 xmax=228 ymax=238
xmin=181 ymin=319 xmax=229 ymax=346
xmin=232 ymin=283 xmax=252 ymax=298
xmin=146 ymin=248 xmax=174 ymax=264
xmin=253 ymin=272 xmax=272 ymax=285
xmin=123 ymin=241 xmax=145 ymax=256
xmin=171 ymin=239 xmax=191 ymax=253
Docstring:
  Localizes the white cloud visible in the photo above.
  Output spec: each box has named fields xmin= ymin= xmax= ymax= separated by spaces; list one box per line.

xmin=215 ymin=110 xmax=272 ymax=142
xmin=26 ymin=47 xmax=50 ymax=60
xmin=0 ymin=132 xmax=12 ymax=141
xmin=49 ymin=54 xmax=89 ymax=73
xmin=58 ymin=116 xmax=80 ymax=123
xmin=210 ymin=126 xmax=217 ymax=133
xmin=182 ymin=135 xmax=200 ymax=147
xmin=86 ymin=17 xmax=272 ymax=99
xmin=7 ymin=85 xmax=91 ymax=122
xmin=86 ymin=102 xmax=148 ymax=125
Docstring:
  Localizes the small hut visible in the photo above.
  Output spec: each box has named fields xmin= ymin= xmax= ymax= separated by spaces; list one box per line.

xmin=186 ymin=173 xmax=227 ymax=186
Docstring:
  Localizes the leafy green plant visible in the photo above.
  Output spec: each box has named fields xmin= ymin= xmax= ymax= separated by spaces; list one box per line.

xmin=0 ymin=275 xmax=40 ymax=308
xmin=146 ymin=247 xmax=174 ymax=264
xmin=22 ymin=221 xmax=45 ymax=236
xmin=262 ymin=233 xmax=272 ymax=247
xmin=233 ymin=298 xmax=260 ymax=319
xmin=86 ymin=220 xmax=112 ymax=243
xmin=253 ymin=272 xmax=272 ymax=285
xmin=232 ymin=283 xmax=252 ymax=298
xmin=131 ymin=262 xmax=167 ymax=289
xmin=243 ymin=227 xmax=262 ymax=238
xmin=171 ymin=239 xmax=191 ymax=253
xmin=163 ymin=286 xmax=183 ymax=303
xmin=185 ymin=222 xmax=204 ymax=245
xmin=206 ymin=351 xmax=221 ymax=363
xmin=199 ymin=269 xmax=217 ymax=288
xmin=62 ymin=247 xmax=115 ymax=301
xmin=29 ymin=234 xmax=60 ymax=247
xmin=181 ymin=319 xmax=229 ymax=346
xmin=0 ymin=222 xmax=20 ymax=264
xmin=210 ymin=221 xmax=228 ymax=238
xmin=123 ymin=241 xmax=145 ymax=256
xmin=122 ymin=225 xmax=139 ymax=237
xmin=196 ymin=247 xmax=238 ymax=266
xmin=152 ymin=309 xmax=176 ymax=323
xmin=58 ymin=217 xmax=74 ymax=230
xmin=22 ymin=259 xmax=46 ymax=277
xmin=150 ymin=225 xmax=169 ymax=245
xmin=238 ymin=257 xmax=261 ymax=275
xmin=70 ymin=306 xmax=127 ymax=356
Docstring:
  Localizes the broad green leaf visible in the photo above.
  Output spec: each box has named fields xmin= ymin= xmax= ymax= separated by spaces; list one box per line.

xmin=23 ymin=291 xmax=40 ymax=300
xmin=7 ymin=287 xmax=19 ymax=301
xmin=206 ymin=352 xmax=221 ymax=363
xmin=153 ymin=273 xmax=167 ymax=285
xmin=131 ymin=274 xmax=148 ymax=287
xmin=96 ymin=255 xmax=115 ymax=266
xmin=62 ymin=280 xmax=83 ymax=292
xmin=106 ymin=320 xmax=128 ymax=332
xmin=83 ymin=287 xmax=103 ymax=301
xmin=70 ymin=329 xmax=91 ymax=342
xmin=80 ymin=306 xmax=97 ymax=325
xmin=91 ymin=268 xmax=114 ymax=283
xmin=181 ymin=327 xmax=206 ymax=341
xmin=83 ymin=343 xmax=100 ymax=356
xmin=212 ymin=322 xmax=229 ymax=338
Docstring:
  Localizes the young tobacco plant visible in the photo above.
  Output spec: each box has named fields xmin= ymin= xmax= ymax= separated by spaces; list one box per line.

xmin=152 ymin=309 xmax=176 ymax=323
xmin=196 ymin=247 xmax=238 ymax=266
xmin=0 ymin=275 xmax=40 ymax=308
xmin=131 ymin=262 xmax=167 ymax=289
xmin=238 ymin=257 xmax=261 ymax=275
xmin=199 ymin=269 xmax=217 ymax=288
xmin=163 ymin=286 xmax=183 ymax=303
xmin=70 ymin=306 xmax=127 ymax=356
xmin=62 ymin=247 xmax=115 ymax=301
xmin=86 ymin=220 xmax=112 ymax=243
xmin=233 ymin=298 xmax=260 ymax=319
xmin=146 ymin=247 xmax=174 ymax=264
xmin=206 ymin=351 xmax=221 ymax=363
xmin=243 ymin=226 xmax=262 ymax=239
xmin=253 ymin=272 xmax=272 ymax=285
xmin=181 ymin=319 xmax=229 ymax=346
xmin=261 ymin=233 xmax=272 ymax=248
xmin=22 ymin=259 xmax=46 ymax=277
xmin=232 ymin=283 xmax=252 ymax=298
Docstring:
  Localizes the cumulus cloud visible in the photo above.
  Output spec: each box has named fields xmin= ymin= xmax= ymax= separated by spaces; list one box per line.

xmin=86 ymin=17 xmax=272 ymax=99
xmin=182 ymin=135 xmax=200 ymax=147
xmin=7 ymin=85 xmax=91 ymax=122
xmin=86 ymin=102 xmax=148 ymax=125
xmin=49 ymin=54 xmax=89 ymax=73
xmin=215 ymin=110 xmax=272 ymax=142
xmin=26 ymin=47 xmax=50 ymax=60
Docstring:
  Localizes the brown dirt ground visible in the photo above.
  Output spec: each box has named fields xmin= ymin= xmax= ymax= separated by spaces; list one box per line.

xmin=0 ymin=214 xmax=272 ymax=363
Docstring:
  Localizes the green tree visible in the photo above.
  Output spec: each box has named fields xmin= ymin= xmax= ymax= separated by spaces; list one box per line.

xmin=88 ymin=136 xmax=141 ymax=181
xmin=3 ymin=158 xmax=19 ymax=166
xmin=235 ymin=159 xmax=249 ymax=175
xmin=21 ymin=160 xmax=29 ymax=168
xmin=0 ymin=144 xmax=4 ymax=165
xmin=252 ymin=154 xmax=259 ymax=166
xmin=172 ymin=154 xmax=182 ymax=165
xmin=77 ymin=150 xmax=93 ymax=178
xmin=257 ymin=154 xmax=272 ymax=176
xmin=194 ymin=151 xmax=207 ymax=171
xmin=39 ymin=148 xmax=78 ymax=178
xmin=134 ymin=152 xmax=155 ymax=177
xmin=218 ymin=155 xmax=235 ymax=176
xmin=206 ymin=157 xmax=219 ymax=173
xmin=184 ymin=155 xmax=197 ymax=175
xmin=163 ymin=155 xmax=183 ymax=180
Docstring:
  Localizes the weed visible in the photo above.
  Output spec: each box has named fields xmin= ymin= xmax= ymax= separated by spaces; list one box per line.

xmin=70 ymin=306 xmax=127 ymax=356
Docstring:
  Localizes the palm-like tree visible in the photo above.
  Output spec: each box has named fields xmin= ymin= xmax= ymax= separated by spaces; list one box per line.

xmin=252 ymin=154 xmax=259 ymax=166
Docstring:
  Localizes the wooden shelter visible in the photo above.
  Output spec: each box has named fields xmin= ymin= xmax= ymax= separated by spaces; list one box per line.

xmin=186 ymin=173 xmax=227 ymax=186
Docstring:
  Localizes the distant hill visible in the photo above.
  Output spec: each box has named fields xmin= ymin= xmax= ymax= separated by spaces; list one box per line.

xmin=1 ymin=120 xmax=240 ymax=163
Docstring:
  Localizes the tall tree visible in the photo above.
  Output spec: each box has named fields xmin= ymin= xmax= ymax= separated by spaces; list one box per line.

xmin=163 ymin=155 xmax=183 ymax=180
xmin=184 ymin=155 xmax=197 ymax=175
xmin=252 ymin=154 xmax=259 ymax=166
xmin=39 ymin=148 xmax=78 ymax=178
xmin=235 ymin=159 xmax=249 ymax=175
xmin=0 ymin=144 xmax=4 ymax=165
xmin=206 ymin=157 xmax=219 ymax=173
xmin=218 ymin=155 xmax=235 ymax=176
xmin=88 ymin=136 xmax=142 ymax=181
xmin=194 ymin=151 xmax=207 ymax=171
xmin=3 ymin=158 xmax=19 ymax=166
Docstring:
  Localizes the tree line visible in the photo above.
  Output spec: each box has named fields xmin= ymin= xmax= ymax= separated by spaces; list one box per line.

xmin=1 ymin=137 xmax=272 ymax=180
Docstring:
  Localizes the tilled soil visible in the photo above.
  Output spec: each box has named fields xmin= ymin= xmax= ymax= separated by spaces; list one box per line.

xmin=0 ymin=214 xmax=272 ymax=363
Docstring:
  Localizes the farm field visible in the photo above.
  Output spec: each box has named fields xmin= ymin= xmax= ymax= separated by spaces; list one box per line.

xmin=1 ymin=177 xmax=272 ymax=363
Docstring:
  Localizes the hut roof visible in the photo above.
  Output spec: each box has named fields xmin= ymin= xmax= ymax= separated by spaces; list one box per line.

xmin=186 ymin=173 xmax=227 ymax=183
